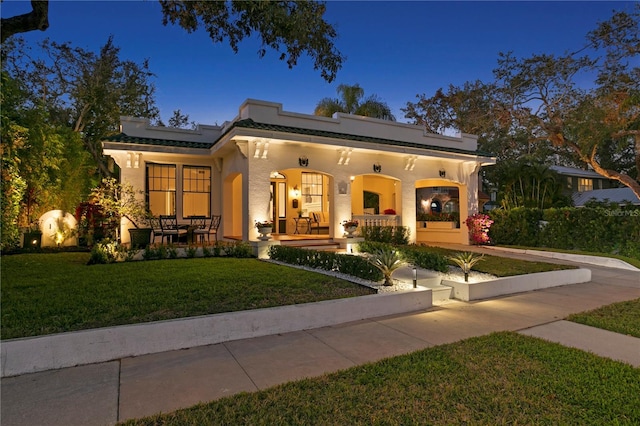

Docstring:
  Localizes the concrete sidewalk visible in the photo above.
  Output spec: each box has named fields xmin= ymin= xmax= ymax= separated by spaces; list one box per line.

xmin=2 ymin=260 xmax=639 ymax=426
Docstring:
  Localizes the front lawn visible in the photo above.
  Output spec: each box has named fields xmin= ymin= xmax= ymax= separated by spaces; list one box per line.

xmin=0 ymin=247 xmax=579 ymax=340
xmin=121 ymin=332 xmax=640 ymax=425
xmin=568 ymin=298 xmax=640 ymax=338
xmin=414 ymin=245 xmax=574 ymax=276
xmin=0 ymin=253 xmax=375 ymax=339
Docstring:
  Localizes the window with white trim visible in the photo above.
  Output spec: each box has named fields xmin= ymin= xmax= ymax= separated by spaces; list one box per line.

xmin=183 ymin=166 xmax=211 ymax=217
xmin=147 ymin=163 xmax=176 ymax=215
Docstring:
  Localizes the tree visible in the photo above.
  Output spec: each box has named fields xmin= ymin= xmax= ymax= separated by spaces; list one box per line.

xmin=2 ymin=1 xmax=343 ymax=83
xmin=494 ymin=159 xmax=568 ymax=210
xmin=167 ymin=109 xmax=197 ymax=130
xmin=0 ymin=0 xmax=48 ymax=43
xmin=3 ymin=36 xmax=160 ymax=177
xmin=314 ymin=84 xmax=396 ymax=120
xmin=404 ymin=5 xmax=640 ymax=200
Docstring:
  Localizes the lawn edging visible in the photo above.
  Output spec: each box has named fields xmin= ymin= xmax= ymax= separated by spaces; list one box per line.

xmin=443 ymin=268 xmax=592 ymax=301
xmin=1 ymin=288 xmax=432 ymax=378
xmin=484 ymin=246 xmax=639 ymax=271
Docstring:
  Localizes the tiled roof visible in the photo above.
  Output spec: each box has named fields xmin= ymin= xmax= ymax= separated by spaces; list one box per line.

xmin=103 ymin=133 xmax=213 ymax=149
xmin=231 ymin=119 xmax=494 ymax=157
xmin=105 ymin=120 xmax=495 ymax=158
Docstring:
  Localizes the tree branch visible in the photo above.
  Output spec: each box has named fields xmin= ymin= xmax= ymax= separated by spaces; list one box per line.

xmin=1 ymin=1 xmax=49 ymax=43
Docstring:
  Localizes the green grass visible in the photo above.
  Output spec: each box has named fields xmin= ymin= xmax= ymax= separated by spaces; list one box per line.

xmin=0 ymin=252 xmax=375 ymax=339
xmin=120 ymin=332 xmax=640 ymax=425
xmin=415 ymin=245 xmax=574 ymax=276
xmin=568 ymin=298 xmax=640 ymax=338
xmin=502 ymin=245 xmax=640 ymax=269
xmin=1 ymin=248 xmax=578 ymax=340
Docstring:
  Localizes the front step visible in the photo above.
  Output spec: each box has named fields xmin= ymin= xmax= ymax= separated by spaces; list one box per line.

xmin=281 ymin=239 xmax=341 ymax=252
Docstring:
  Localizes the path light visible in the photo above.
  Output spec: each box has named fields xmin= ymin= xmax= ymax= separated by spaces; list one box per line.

xmin=413 ymin=266 xmax=417 ymax=288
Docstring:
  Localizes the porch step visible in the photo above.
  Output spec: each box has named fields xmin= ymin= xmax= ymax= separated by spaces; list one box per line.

xmin=280 ymin=239 xmax=343 ymax=252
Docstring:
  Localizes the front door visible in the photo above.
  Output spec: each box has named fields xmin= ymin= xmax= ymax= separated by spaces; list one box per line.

xmin=270 ymin=181 xmax=288 ymax=234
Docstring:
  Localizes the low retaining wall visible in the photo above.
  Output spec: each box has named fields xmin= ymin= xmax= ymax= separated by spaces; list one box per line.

xmin=443 ymin=268 xmax=592 ymax=301
xmin=1 ymin=288 xmax=432 ymax=378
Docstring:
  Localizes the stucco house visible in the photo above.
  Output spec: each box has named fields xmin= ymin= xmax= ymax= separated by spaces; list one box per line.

xmin=102 ymin=99 xmax=495 ymax=247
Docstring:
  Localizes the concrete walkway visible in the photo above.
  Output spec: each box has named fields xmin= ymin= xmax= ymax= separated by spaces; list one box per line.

xmin=2 ymin=253 xmax=639 ymax=426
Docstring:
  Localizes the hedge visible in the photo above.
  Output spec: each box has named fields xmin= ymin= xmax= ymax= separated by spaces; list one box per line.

xmin=267 ymin=245 xmax=383 ymax=282
xmin=488 ymin=205 xmax=640 ymax=259
xmin=358 ymin=241 xmax=449 ymax=273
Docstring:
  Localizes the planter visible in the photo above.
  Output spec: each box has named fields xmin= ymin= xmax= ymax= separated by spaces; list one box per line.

xmin=129 ymin=228 xmax=152 ymax=249
xmin=257 ymin=227 xmax=273 ymax=241
xmin=343 ymin=225 xmax=358 ymax=237
xmin=426 ymin=221 xmax=456 ymax=229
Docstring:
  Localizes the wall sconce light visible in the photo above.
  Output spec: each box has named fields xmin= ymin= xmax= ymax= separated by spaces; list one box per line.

xmin=299 ymin=156 xmax=309 ymax=167
xmin=439 ymin=168 xmax=446 ymax=178
xmin=373 ymin=163 xmax=382 ymax=173
xmin=292 ymin=184 xmax=299 ymax=208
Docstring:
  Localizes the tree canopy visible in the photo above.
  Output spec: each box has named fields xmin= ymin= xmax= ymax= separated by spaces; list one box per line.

xmin=1 ymin=0 xmax=344 ymax=83
xmin=314 ymin=84 xmax=396 ymax=121
xmin=404 ymin=5 xmax=640 ymax=201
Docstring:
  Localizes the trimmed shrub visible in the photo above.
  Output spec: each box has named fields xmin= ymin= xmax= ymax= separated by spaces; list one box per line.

xmin=489 ymin=205 xmax=640 ymax=259
xmin=268 ymin=245 xmax=383 ymax=282
xmin=360 ymin=225 xmax=410 ymax=245
xmin=358 ymin=241 xmax=449 ymax=273
xmin=489 ymin=208 xmax=543 ymax=246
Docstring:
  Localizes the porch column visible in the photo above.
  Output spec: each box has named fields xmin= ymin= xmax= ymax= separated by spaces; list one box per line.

xmin=401 ymin=180 xmax=418 ymax=244
xmin=332 ymin=173 xmax=353 ymax=238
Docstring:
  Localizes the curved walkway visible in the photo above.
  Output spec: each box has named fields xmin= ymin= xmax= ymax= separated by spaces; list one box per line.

xmin=1 ymin=252 xmax=639 ymax=426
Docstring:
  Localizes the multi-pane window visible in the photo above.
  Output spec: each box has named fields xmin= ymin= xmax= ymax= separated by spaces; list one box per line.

xmin=147 ymin=163 xmax=176 ymax=215
xmin=578 ymin=178 xmax=593 ymax=192
xmin=302 ymin=172 xmax=323 ymax=212
xmin=183 ymin=166 xmax=211 ymax=217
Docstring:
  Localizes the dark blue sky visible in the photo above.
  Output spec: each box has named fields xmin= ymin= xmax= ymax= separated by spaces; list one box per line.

xmin=2 ymin=1 xmax=634 ymax=125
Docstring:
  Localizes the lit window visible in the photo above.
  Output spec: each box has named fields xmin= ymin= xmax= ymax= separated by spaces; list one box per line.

xmin=147 ymin=163 xmax=176 ymax=215
xmin=183 ymin=166 xmax=211 ymax=217
xmin=302 ymin=172 xmax=323 ymax=212
xmin=578 ymin=178 xmax=593 ymax=192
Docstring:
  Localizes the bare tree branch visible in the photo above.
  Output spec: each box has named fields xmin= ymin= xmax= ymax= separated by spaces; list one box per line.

xmin=1 ymin=1 xmax=49 ymax=43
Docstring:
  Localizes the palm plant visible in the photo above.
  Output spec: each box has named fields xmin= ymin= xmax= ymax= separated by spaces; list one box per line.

xmin=368 ymin=247 xmax=406 ymax=286
xmin=448 ymin=251 xmax=485 ymax=282
xmin=314 ymin=84 xmax=396 ymax=121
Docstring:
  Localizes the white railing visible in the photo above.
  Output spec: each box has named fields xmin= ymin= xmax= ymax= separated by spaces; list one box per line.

xmin=353 ymin=214 xmax=401 ymax=227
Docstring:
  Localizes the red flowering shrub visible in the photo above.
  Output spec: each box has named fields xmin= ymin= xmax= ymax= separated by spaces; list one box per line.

xmin=465 ymin=213 xmax=494 ymax=245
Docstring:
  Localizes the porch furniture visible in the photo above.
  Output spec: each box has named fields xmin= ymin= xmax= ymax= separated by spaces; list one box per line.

xmin=150 ymin=216 xmax=163 ymax=244
xmin=192 ymin=215 xmax=221 ymax=243
xmin=159 ymin=215 xmax=187 ymax=244
xmin=310 ymin=211 xmax=330 ymax=234
xmin=293 ymin=216 xmax=311 ymax=234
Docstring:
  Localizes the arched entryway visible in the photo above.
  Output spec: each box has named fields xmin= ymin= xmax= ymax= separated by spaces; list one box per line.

xmin=270 ymin=168 xmax=333 ymax=236
xmin=415 ymin=178 xmax=469 ymax=245
xmin=350 ymin=174 xmax=401 ymax=227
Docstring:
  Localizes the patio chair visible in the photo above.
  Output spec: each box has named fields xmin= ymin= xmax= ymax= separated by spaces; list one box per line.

xmin=150 ymin=216 xmax=163 ymax=244
xmin=159 ymin=215 xmax=187 ymax=244
xmin=192 ymin=215 xmax=221 ymax=243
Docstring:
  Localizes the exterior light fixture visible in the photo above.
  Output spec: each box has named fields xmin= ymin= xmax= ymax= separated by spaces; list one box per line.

xmin=373 ymin=163 xmax=382 ymax=173
xmin=413 ymin=267 xmax=417 ymax=288
xmin=299 ymin=156 xmax=309 ymax=167
xmin=439 ymin=169 xmax=446 ymax=178
xmin=292 ymin=184 xmax=299 ymax=208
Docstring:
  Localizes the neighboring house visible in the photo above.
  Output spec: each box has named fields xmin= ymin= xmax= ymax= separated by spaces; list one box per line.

xmin=550 ymin=165 xmax=618 ymax=195
xmin=572 ymin=187 xmax=640 ymax=207
xmin=102 ymin=99 xmax=495 ymax=246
